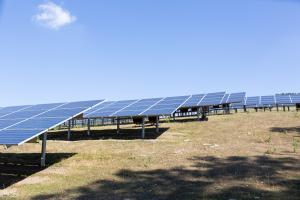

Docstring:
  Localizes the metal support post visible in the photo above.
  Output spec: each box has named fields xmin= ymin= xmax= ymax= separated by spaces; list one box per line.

xmin=156 ymin=116 xmax=159 ymax=133
xmin=68 ymin=120 xmax=71 ymax=141
xmin=41 ymin=132 xmax=47 ymax=167
xmin=87 ymin=118 xmax=91 ymax=136
xmin=141 ymin=117 xmax=145 ymax=139
xmin=117 ymin=118 xmax=120 ymax=134
xmin=197 ymin=107 xmax=200 ymax=120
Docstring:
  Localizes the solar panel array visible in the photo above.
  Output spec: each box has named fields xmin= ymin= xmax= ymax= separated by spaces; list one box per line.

xmin=84 ymin=92 xmax=249 ymax=118
xmin=0 ymin=100 xmax=104 ymax=145
xmin=232 ymin=94 xmax=300 ymax=109
xmin=86 ymin=96 xmax=191 ymax=118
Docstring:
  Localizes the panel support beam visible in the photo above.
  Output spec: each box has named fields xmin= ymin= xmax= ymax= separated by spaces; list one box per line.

xmin=41 ymin=132 xmax=47 ymax=168
xmin=141 ymin=117 xmax=145 ymax=139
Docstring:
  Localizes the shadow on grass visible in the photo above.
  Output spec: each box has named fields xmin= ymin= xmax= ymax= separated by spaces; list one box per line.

xmin=47 ymin=127 xmax=168 ymax=141
xmin=0 ymin=153 xmax=75 ymax=189
xmin=32 ymin=155 xmax=300 ymax=200
xmin=270 ymin=126 xmax=300 ymax=135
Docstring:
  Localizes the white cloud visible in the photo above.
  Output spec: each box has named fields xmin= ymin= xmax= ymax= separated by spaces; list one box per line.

xmin=33 ymin=1 xmax=76 ymax=30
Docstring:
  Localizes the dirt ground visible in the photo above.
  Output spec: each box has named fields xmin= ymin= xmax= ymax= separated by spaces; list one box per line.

xmin=0 ymin=111 xmax=299 ymax=200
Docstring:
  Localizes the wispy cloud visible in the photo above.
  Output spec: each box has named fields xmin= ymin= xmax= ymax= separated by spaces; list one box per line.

xmin=33 ymin=1 xmax=76 ymax=30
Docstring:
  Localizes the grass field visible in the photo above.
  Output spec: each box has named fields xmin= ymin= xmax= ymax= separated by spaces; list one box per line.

xmin=0 ymin=111 xmax=300 ymax=200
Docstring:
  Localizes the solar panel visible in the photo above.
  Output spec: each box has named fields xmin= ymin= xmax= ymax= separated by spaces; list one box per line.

xmin=226 ymin=92 xmax=246 ymax=104
xmin=180 ymin=94 xmax=205 ymax=108
xmin=84 ymin=101 xmax=116 ymax=116
xmin=198 ymin=92 xmax=226 ymax=106
xmin=0 ymin=100 xmax=104 ymax=145
xmin=291 ymin=94 xmax=300 ymax=104
xmin=141 ymin=95 xmax=191 ymax=116
xmin=275 ymin=95 xmax=292 ymax=105
xmin=86 ymin=100 xmax=138 ymax=118
xmin=114 ymin=98 xmax=163 ymax=117
xmin=230 ymin=98 xmax=246 ymax=109
xmin=0 ymin=105 xmax=32 ymax=118
xmin=245 ymin=96 xmax=260 ymax=108
xmin=260 ymin=95 xmax=276 ymax=107
xmin=220 ymin=94 xmax=230 ymax=104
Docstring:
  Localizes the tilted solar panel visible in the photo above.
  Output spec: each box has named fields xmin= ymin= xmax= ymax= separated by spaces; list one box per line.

xmin=260 ymin=95 xmax=276 ymax=107
xmin=0 ymin=100 xmax=104 ymax=145
xmin=114 ymin=98 xmax=163 ymax=117
xmin=85 ymin=100 xmax=138 ymax=117
xmin=198 ymin=92 xmax=226 ymax=106
xmin=245 ymin=96 xmax=260 ymax=108
xmin=291 ymin=95 xmax=300 ymax=104
xmin=141 ymin=95 xmax=191 ymax=116
xmin=275 ymin=95 xmax=292 ymax=105
xmin=226 ymin=92 xmax=246 ymax=104
xmin=84 ymin=101 xmax=116 ymax=116
xmin=221 ymin=94 xmax=230 ymax=104
xmin=181 ymin=94 xmax=205 ymax=108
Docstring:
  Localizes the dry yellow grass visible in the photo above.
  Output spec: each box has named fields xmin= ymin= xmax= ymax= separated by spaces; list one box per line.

xmin=0 ymin=111 xmax=299 ymax=200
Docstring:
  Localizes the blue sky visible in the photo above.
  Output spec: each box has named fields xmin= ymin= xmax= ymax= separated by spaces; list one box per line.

xmin=0 ymin=0 xmax=299 ymax=106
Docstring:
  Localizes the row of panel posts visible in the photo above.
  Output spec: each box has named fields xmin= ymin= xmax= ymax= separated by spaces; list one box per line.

xmin=40 ymin=116 xmax=160 ymax=167
xmin=66 ymin=116 xmax=160 ymax=141
xmin=236 ymin=104 xmax=300 ymax=113
xmin=41 ymin=106 xmax=213 ymax=167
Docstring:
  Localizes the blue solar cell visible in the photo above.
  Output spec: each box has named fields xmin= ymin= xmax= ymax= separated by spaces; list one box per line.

xmin=0 ymin=100 xmax=104 ymax=145
xmin=245 ymin=96 xmax=260 ymax=107
xmin=275 ymin=95 xmax=292 ymax=105
xmin=114 ymin=98 xmax=163 ymax=117
xmin=198 ymin=92 xmax=226 ymax=106
xmin=0 ymin=110 xmax=47 ymax=119
xmin=59 ymin=100 xmax=104 ymax=109
xmin=291 ymin=95 xmax=300 ymax=104
xmin=0 ymin=105 xmax=31 ymax=113
xmin=0 ymin=130 xmax=44 ymax=145
xmin=85 ymin=101 xmax=116 ymax=115
xmin=227 ymin=92 xmax=246 ymax=104
xmin=142 ymin=108 xmax=177 ymax=116
xmin=86 ymin=100 xmax=137 ymax=117
xmin=181 ymin=94 xmax=205 ymax=108
xmin=9 ymin=117 xmax=67 ymax=130
xmin=260 ymin=96 xmax=275 ymax=106
xmin=38 ymin=108 xmax=85 ymax=118
xmin=221 ymin=94 xmax=230 ymax=104
xmin=0 ymin=106 xmax=32 ymax=118
xmin=0 ymin=119 xmax=25 ymax=129
xmin=141 ymin=95 xmax=190 ymax=116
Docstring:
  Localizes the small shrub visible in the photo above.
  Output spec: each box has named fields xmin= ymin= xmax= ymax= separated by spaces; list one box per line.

xmin=292 ymin=137 xmax=300 ymax=153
